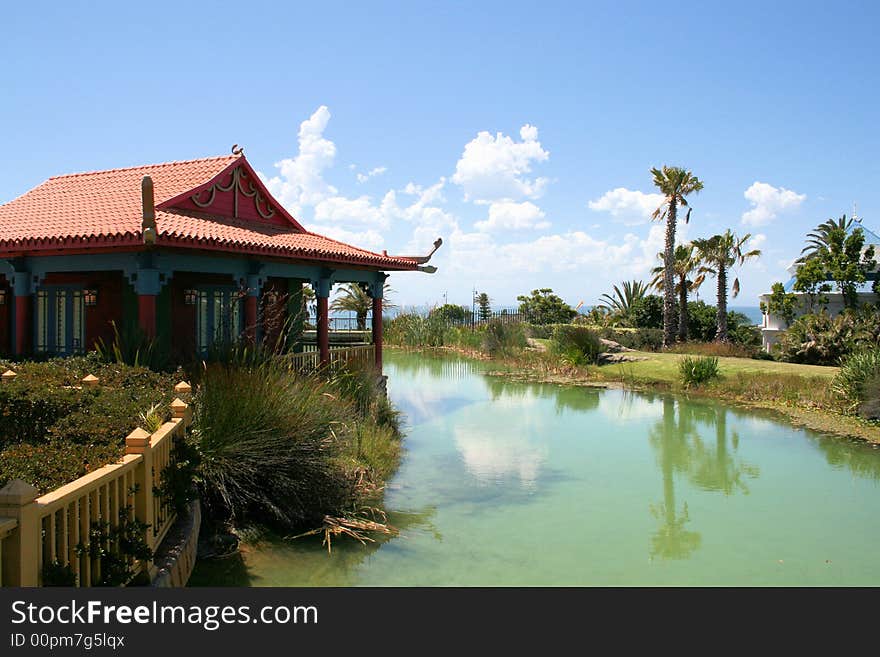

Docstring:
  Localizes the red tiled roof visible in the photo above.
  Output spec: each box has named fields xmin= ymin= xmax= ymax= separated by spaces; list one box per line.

xmin=0 ymin=155 xmax=418 ymax=270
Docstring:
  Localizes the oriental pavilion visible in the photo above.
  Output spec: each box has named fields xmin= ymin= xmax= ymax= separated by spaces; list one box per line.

xmin=0 ymin=152 xmax=439 ymax=370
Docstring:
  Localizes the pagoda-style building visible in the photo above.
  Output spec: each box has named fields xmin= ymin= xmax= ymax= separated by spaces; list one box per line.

xmin=0 ymin=153 xmax=435 ymax=370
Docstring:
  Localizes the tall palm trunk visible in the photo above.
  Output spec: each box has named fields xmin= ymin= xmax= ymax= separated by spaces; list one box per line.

xmin=716 ymin=264 xmax=728 ymax=341
xmin=677 ymin=278 xmax=689 ymax=341
xmin=357 ymin=311 xmax=367 ymax=331
xmin=663 ymin=200 xmax=678 ymax=347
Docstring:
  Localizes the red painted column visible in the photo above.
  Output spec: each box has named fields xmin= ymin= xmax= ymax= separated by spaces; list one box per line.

xmin=317 ymin=296 xmax=330 ymax=366
xmin=138 ymin=295 xmax=157 ymax=340
xmin=14 ymin=295 xmax=30 ymax=356
xmin=372 ymin=295 xmax=383 ymax=373
xmin=245 ymin=295 xmax=258 ymax=343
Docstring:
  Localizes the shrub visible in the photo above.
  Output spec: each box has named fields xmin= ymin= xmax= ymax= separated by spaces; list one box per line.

xmin=774 ymin=309 xmax=880 ymax=365
xmin=832 ymin=349 xmax=880 ymax=415
xmin=0 ymin=440 xmax=124 ymax=494
xmin=384 ymin=313 xmax=448 ymax=347
xmin=669 ymin=341 xmax=760 ymax=359
xmin=483 ymin=319 xmax=528 ymax=356
xmin=679 ymin=355 xmax=720 ymax=387
xmin=191 ymin=362 xmax=356 ymax=529
xmin=429 ymin=304 xmax=470 ymax=325
xmin=191 ymin=360 xmax=402 ymax=531
xmin=599 ymin=328 xmax=664 ymax=352
xmin=630 ymin=295 xmax=664 ymax=329
xmin=0 ymin=356 xmax=179 ymax=494
xmin=685 ymin=301 xmax=755 ymax=344
xmin=550 ymin=325 xmax=602 ymax=365
xmin=516 ymin=288 xmax=577 ymax=325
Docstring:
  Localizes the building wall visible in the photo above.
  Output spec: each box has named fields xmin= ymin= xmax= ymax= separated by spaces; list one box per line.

xmin=41 ymin=271 xmax=125 ymax=351
xmin=0 ymin=275 xmax=10 ymax=356
xmin=168 ymin=271 xmax=239 ymax=361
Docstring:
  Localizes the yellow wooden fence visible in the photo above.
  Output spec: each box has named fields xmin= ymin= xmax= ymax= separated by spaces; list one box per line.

xmin=0 ymin=392 xmax=192 ymax=587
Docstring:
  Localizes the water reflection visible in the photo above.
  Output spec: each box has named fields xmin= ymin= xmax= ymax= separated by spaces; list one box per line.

xmin=649 ymin=397 xmax=702 ymax=560
xmin=648 ymin=397 xmax=759 ymax=560
xmin=487 ymin=378 xmax=601 ymax=414
xmin=454 ymin=425 xmax=548 ymax=488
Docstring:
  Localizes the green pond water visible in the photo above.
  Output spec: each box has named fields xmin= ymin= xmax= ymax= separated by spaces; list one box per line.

xmin=191 ymin=350 xmax=880 ymax=586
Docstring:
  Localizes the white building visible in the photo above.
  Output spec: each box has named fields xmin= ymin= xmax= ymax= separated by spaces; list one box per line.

xmin=759 ymin=221 xmax=880 ymax=351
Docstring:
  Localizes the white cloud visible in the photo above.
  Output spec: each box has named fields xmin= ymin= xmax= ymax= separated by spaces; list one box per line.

xmin=263 ymin=106 xmax=338 ymax=216
xmin=317 ymin=225 xmax=385 ymax=252
xmin=313 ymin=195 xmax=388 ymax=229
xmin=741 ymin=182 xmax=806 ymax=226
xmin=748 ymin=233 xmax=767 ymax=250
xmin=451 ymin=125 xmax=549 ymax=202
xmin=475 ymin=201 xmax=549 ymax=232
xmin=587 ymin=187 xmax=665 ymax=225
xmin=356 ymin=166 xmax=387 ymax=183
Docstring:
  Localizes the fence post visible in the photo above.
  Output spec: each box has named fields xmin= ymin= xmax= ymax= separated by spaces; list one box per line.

xmin=171 ymin=398 xmax=191 ymax=427
xmin=0 ymin=479 xmax=40 ymax=586
xmin=125 ymin=428 xmax=154 ymax=552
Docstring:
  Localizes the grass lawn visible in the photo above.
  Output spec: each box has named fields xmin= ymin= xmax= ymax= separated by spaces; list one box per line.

xmin=602 ymin=350 xmax=836 ymax=384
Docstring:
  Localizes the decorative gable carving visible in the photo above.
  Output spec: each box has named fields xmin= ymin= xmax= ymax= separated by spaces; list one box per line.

xmin=161 ymin=161 xmax=303 ymax=231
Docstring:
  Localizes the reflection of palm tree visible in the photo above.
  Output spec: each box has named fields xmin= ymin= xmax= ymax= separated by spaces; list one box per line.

xmin=684 ymin=405 xmax=759 ymax=495
xmin=649 ymin=397 xmax=702 ymax=560
xmin=648 ymin=397 xmax=761 ymax=560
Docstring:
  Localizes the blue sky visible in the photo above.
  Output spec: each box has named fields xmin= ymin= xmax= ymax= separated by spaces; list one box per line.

xmin=2 ymin=1 xmax=878 ymax=309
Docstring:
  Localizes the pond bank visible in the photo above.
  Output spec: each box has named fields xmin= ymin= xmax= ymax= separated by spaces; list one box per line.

xmin=393 ymin=346 xmax=880 ymax=445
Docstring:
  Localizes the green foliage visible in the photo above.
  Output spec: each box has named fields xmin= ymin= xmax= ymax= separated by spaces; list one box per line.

xmin=794 ymin=225 xmax=875 ymax=310
xmin=0 ymin=440 xmax=124 ymax=495
xmin=833 ymin=349 xmax=880 ymax=415
xmin=516 ymin=288 xmax=577 ymax=325
xmin=599 ymin=328 xmax=664 ymax=352
xmin=330 ymin=283 xmax=394 ymax=331
xmin=42 ymin=560 xmax=77 ymax=586
xmin=792 ymin=256 xmax=832 ymax=310
xmin=762 ymin=282 xmax=801 ymax=328
xmin=798 ymin=215 xmax=854 ymax=264
xmin=686 ymin=301 xmax=753 ymax=344
xmin=679 ymin=355 xmax=720 ymax=387
xmin=598 ymin=280 xmax=651 ymax=321
xmin=430 ymin=303 xmax=470 ymax=324
xmin=192 ymin=363 xmax=355 ymax=528
xmin=0 ymin=355 xmax=178 ymax=493
xmin=630 ymin=295 xmax=664 ymax=329
xmin=190 ymin=360 xmax=401 ymax=531
xmin=155 ymin=435 xmax=201 ymax=516
xmin=384 ymin=312 xmax=448 ymax=347
xmin=775 ymin=309 xmax=880 ymax=365
xmin=476 ymin=292 xmax=492 ymax=321
xmin=76 ymin=503 xmax=153 ymax=586
xmin=94 ymin=321 xmax=169 ymax=372
xmin=550 ymin=325 xmax=602 ymax=366
xmin=482 ymin=319 xmax=528 ymax=357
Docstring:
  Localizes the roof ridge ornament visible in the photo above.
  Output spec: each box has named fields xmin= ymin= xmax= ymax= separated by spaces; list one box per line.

xmin=231 ymin=144 xmax=244 ymax=156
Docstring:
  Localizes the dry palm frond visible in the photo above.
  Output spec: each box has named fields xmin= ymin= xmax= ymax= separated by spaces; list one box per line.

xmin=287 ymin=509 xmax=397 ymax=554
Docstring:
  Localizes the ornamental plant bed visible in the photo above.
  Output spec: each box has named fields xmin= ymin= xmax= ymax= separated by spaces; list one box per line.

xmin=0 ymin=353 xmax=181 ymax=494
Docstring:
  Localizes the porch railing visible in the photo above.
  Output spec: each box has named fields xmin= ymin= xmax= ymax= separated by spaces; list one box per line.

xmin=289 ymin=344 xmax=376 ymax=372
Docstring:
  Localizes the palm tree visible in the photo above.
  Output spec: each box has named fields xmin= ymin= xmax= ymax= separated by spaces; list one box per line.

xmin=796 ymin=215 xmax=854 ymax=264
xmin=651 ymin=243 xmax=705 ymax=341
xmin=330 ymin=283 xmax=395 ymax=330
xmin=692 ymin=230 xmax=761 ymax=342
xmin=598 ymin=280 xmax=650 ymax=321
xmin=651 ymin=166 xmax=704 ymax=347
